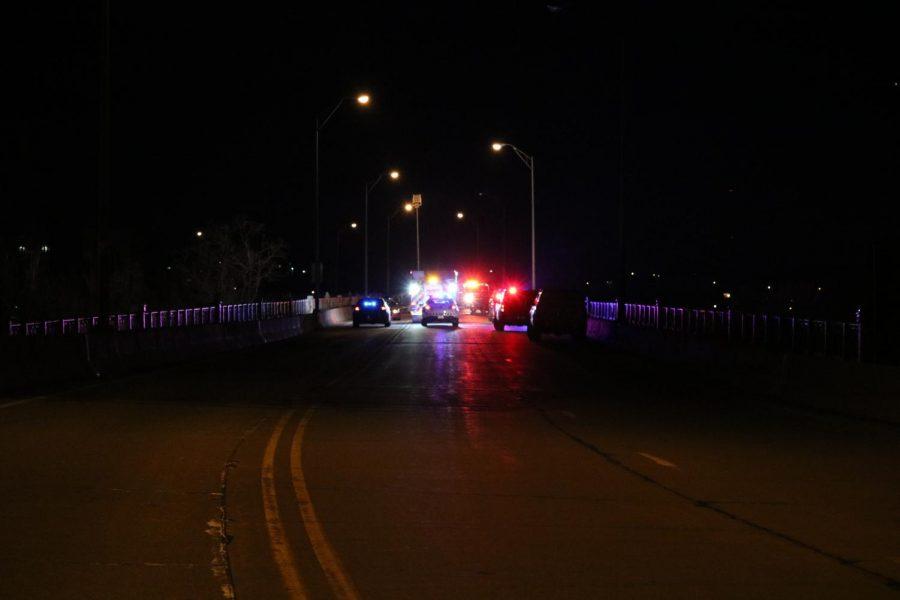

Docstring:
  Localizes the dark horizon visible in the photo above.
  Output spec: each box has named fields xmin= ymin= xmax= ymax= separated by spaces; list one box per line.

xmin=3 ymin=3 xmax=899 ymax=319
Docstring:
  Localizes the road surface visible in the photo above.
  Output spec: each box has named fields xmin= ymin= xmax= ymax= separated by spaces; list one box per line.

xmin=1 ymin=316 xmax=898 ymax=599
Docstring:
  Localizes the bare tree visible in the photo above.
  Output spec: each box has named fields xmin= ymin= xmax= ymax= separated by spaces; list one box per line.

xmin=177 ymin=218 xmax=287 ymax=304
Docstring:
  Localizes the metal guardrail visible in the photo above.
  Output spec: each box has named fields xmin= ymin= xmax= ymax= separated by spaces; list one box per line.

xmin=8 ymin=296 xmax=359 ymax=337
xmin=587 ymin=300 xmax=863 ymax=362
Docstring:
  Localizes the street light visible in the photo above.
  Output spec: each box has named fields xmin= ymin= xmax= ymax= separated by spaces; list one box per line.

xmin=335 ymin=221 xmax=359 ymax=293
xmin=196 ymin=230 xmax=203 ymax=238
xmin=491 ymin=141 xmax=536 ymax=289
xmin=364 ymin=169 xmax=401 ymax=294
xmin=455 ymin=210 xmax=482 ymax=267
xmin=386 ymin=203 xmax=415 ymax=295
xmin=314 ymin=92 xmax=371 ymax=301
xmin=477 ymin=191 xmax=508 ymax=282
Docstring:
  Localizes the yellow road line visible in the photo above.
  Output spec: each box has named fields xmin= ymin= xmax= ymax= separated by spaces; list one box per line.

xmin=0 ymin=396 xmax=43 ymax=409
xmin=638 ymin=452 xmax=678 ymax=468
xmin=261 ymin=410 xmax=309 ymax=599
xmin=290 ymin=406 xmax=361 ymax=600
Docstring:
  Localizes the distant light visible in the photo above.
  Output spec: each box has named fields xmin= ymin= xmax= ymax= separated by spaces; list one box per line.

xmin=585 ymin=281 xmax=590 ymax=286
xmin=166 ymin=266 xmax=172 ymax=271
xmin=404 ymin=203 xmax=414 ymax=212
xmin=426 ymin=274 xmax=439 ymax=285
xmin=630 ymin=271 xmax=635 ymax=277
xmin=491 ymin=142 xmax=504 ymax=152
xmin=350 ymin=222 xmax=358 ymax=229
xmin=713 ymin=304 xmax=718 ymax=309
xmin=463 ymin=292 xmax=475 ymax=304
xmin=788 ymin=306 xmax=793 ymax=311
xmin=40 ymin=245 xmax=49 ymax=253
xmin=508 ymin=286 xmax=518 ymax=295
xmin=408 ymin=282 xmax=421 ymax=296
xmin=389 ymin=170 xmax=400 ymax=180
xmin=712 ymin=280 xmax=717 ymax=285
xmin=356 ymin=94 xmax=370 ymax=105
xmin=301 ymin=269 xmax=307 ymax=274
xmin=766 ymin=285 xmax=772 ymax=290
xmin=817 ymin=286 xmax=823 ymax=292
xmin=456 ymin=211 xmax=464 ymax=220
xmin=17 ymin=245 xmax=26 ymax=253
xmin=290 ymin=267 xmax=295 ymax=272
xmin=463 ymin=279 xmax=480 ymax=289
xmin=196 ymin=230 xmax=203 ymax=238
xmin=489 ymin=269 xmax=493 ymax=273
xmin=723 ymin=292 xmax=732 ymax=299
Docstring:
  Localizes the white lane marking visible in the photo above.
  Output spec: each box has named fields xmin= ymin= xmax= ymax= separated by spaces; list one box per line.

xmin=561 ymin=410 xmax=576 ymax=419
xmin=290 ymin=406 xmax=360 ymax=600
xmin=0 ymin=397 xmax=41 ymax=409
xmin=261 ymin=410 xmax=310 ymax=599
xmin=638 ymin=452 xmax=678 ymax=468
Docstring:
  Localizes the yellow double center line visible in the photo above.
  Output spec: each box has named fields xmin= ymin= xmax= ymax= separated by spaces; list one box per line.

xmin=261 ymin=407 xmax=360 ymax=600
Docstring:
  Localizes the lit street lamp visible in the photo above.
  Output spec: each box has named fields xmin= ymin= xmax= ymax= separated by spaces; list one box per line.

xmin=314 ymin=93 xmax=370 ymax=301
xmin=386 ymin=202 xmax=415 ymax=295
xmin=454 ymin=210 xmax=481 ymax=266
xmin=476 ymin=191 xmax=508 ymax=282
xmin=335 ymin=221 xmax=359 ymax=294
xmin=364 ymin=169 xmax=401 ymax=294
xmin=492 ymin=141 xmax=536 ymax=289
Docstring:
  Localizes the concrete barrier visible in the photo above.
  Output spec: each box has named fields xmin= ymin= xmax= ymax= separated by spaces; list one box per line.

xmin=318 ymin=306 xmax=354 ymax=327
xmin=587 ymin=317 xmax=900 ymax=425
xmin=0 ymin=306 xmax=345 ymax=395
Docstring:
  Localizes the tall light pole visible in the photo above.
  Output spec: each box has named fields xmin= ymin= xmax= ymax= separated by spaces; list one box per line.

xmin=335 ymin=221 xmax=358 ymax=294
xmin=314 ymin=93 xmax=370 ymax=304
xmin=409 ymin=194 xmax=423 ymax=271
xmin=492 ymin=142 xmax=536 ymax=289
xmin=364 ymin=169 xmax=400 ymax=294
xmin=477 ymin=191 xmax=507 ymax=282
xmin=454 ymin=211 xmax=480 ymax=267
xmin=386 ymin=202 xmax=414 ymax=295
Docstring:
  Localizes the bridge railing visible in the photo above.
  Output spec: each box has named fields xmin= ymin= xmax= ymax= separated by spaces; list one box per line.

xmin=587 ymin=300 xmax=862 ymax=362
xmin=8 ymin=296 xmax=359 ymax=337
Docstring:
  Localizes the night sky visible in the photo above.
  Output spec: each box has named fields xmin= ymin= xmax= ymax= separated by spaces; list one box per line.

xmin=3 ymin=3 xmax=899 ymax=314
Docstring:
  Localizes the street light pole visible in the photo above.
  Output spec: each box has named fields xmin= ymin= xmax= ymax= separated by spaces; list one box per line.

xmin=314 ymin=93 xmax=370 ymax=306
xmin=364 ymin=170 xmax=400 ymax=295
xmin=491 ymin=143 xmax=536 ymax=289
xmin=415 ymin=206 xmax=421 ymax=271
xmin=386 ymin=203 xmax=414 ymax=295
xmin=335 ymin=222 xmax=358 ymax=294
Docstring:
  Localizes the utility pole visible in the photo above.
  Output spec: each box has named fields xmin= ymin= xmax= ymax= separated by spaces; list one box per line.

xmin=410 ymin=194 xmax=423 ymax=270
xmin=96 ymin=0 xmax=110 ymax=326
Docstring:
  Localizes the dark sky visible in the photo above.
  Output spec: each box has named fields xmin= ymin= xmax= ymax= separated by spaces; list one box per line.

xmin=3 ymin=2 xmax=898 ymax=305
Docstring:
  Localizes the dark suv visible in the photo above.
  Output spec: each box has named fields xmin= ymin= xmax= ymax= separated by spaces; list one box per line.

xmin=492 ymin=288 xmax=537 ymax=331
xmin=527 ymin=290 xmax=587 ymax=341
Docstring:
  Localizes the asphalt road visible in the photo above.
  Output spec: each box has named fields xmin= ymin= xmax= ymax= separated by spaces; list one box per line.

xmin=1 ymin=316 xmax=898 ymax=599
